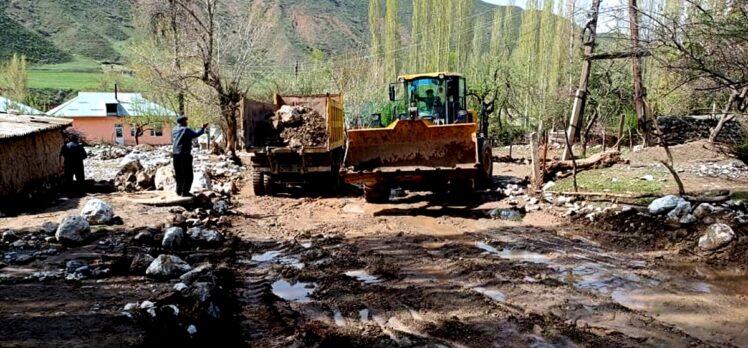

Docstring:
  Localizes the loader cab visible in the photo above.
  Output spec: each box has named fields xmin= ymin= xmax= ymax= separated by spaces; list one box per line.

xmin=390 ymin=73 xmax=469 ymax=125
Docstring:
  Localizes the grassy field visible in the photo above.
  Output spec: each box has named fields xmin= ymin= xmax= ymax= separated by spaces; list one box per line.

xmin=27 ymin=71 xmax=104 ymax=90
xmin=553 ymin=166 xmax=668 ymax=195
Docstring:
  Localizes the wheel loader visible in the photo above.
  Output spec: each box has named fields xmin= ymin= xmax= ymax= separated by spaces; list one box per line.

xmin=341 ymin=72 xmax=493 ymax=202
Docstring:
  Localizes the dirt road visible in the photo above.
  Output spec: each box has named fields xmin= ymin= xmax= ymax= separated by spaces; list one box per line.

xmin=1 ymin=162 xmax=748 ymax=347
xmin=230 ymin=183 xmax=748 ymax=347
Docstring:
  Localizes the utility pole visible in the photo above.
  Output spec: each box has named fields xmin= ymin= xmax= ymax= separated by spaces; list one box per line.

xmin=629 ymin=0 xmax=649 ymax=146
xmin=562 ymin=0 xmax=601 ymax=160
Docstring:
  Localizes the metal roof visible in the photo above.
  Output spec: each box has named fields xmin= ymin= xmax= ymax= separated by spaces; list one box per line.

xmin=0 ymin=114 xmax=72 ymax=139
xmin=0 ymin=96 xmax=45 ymax=115
xmin=46 ymin=92 xmax=177 ymax=118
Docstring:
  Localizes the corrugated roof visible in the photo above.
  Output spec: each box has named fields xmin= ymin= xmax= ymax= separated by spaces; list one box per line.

xmin=0 ymin=96 xmax=45 ymax=115
xmin=46 ymin=92 xmax=177 ymax=118
xmin=0 ymin=114 xmax=72 ymax=139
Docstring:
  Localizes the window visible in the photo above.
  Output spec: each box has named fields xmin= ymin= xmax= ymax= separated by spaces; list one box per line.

xmin=106 ymin=103 xmax=118 ymax=116
xmin=114 ymin=124 xmax=123 ymax=137
xmin=151 ymin=124 xmax=163 ymax=137
xmin=130 ymin=124 xmax=137 ymax=137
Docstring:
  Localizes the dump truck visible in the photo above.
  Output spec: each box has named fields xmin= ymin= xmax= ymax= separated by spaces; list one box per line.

xmin=341 ymin=72 xmax=493 ymax=202
xmin=240 ymin=94 xmax=345 ymax=195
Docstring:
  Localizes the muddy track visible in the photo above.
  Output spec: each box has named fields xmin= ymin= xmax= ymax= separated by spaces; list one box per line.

xmin=228 ymin=224 xmax=719 ymax=347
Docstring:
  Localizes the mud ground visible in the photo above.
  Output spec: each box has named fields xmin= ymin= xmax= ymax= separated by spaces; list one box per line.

xmin=1 ymin=160 xmax=748 ymax=347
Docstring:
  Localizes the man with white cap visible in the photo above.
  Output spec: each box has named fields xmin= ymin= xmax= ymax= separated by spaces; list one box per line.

xmin=171 ymin=115 xmax=208 ymax=197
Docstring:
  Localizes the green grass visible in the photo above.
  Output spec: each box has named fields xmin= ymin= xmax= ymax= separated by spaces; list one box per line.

xmin=553 ymin=167 xmax=667 ymax=195
xmin=27 ymin=71 xmax=104 ymax=90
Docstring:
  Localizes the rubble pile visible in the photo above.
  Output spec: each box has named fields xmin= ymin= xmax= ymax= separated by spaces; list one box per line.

xmin=108 ymin=147 xmax=243 ymax=195
xmin=87 ymin=144 xmax=130 ymax=160
xmin=683 ymin=161 xmax=748 ymax=180
xmin=272 ymin=105 xmax=328 ymax=149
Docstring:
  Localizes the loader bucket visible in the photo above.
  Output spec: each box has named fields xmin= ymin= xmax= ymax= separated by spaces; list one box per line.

xmin=344 ymin=119 xmax=479 ymax=173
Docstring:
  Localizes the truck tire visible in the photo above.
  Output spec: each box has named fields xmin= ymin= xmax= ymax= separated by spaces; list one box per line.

xmin=263 ymin=173 xmax=274 ymax=195
xmin=364 ymin=185 xmax=389 ymax=203
xmin=252 ymin=170 xmax=266 ymax=196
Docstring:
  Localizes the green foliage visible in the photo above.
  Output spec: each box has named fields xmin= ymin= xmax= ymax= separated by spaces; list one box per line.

xmin=494 ymin=124 xmax=527 ymax=146
xmin=0 ymin=13 xmax=70 ymax=64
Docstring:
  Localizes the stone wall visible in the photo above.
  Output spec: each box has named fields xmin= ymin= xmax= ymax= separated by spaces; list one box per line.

xmin=657 ymin=115 xmax=744 ymax=145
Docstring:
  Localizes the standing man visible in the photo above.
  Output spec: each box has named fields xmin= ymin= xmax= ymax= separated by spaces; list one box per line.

xmin=172 ymin=115 xmax=208 ymax=197
xmin=59 ymin=133 xmax=87 ymax=195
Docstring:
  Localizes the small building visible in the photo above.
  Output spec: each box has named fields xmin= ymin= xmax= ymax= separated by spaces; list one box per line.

xmin=0 ymin=96 xmax=45 ymax=115
xmin=0 ymin=114 xmax=72 ymax=207
xmin=47 ymin=91 xmax=177 ymax=145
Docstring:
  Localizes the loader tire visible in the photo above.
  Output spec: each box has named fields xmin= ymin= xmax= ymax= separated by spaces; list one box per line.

xmin=364 ymin=185 xmax=389 ymax=203
xmin=252 ymin=170 xmax=266 ymax=196
xmin=477 ymin=146 xmax=494 ymax=188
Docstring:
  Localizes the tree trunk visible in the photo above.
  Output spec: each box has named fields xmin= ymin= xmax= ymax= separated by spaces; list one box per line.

xmin=616 ymin=113 xmax=625 ymax=151
xmin=709 ymin=88 xmax=746 ymax=143
xmin=629 ymin=0 xmax=650 ymax=146
xmin=219 ymin=96 xmax=241 ymax=158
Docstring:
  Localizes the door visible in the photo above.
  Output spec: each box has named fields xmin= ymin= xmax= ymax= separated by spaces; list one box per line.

xmin=114 ymin=124 xmax=124 ymax=145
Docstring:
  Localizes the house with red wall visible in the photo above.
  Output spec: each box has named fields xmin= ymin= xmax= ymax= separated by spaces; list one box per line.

xmin=47 ymin=91 xmax=177 ymax=145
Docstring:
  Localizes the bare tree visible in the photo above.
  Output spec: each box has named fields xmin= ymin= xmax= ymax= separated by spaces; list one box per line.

xmin=651 ymin=0 xmax=748 ymax=142
xmin=134 ymin=0 xmax=270 ymax=157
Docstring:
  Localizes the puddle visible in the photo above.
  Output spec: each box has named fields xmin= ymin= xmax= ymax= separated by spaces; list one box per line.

xmin=333 ymin=310 xmax=346 ymax=327
xmin=359 ymin=308 xmax=370 ymax=322
xmin=251 ymin=251 xmax=281 ymax=262
xmin=555 ymin=263 xmax=653 ymax=294
xmin=473 ymin=287 xmax=506 ymax=302
xmin=344 ymin=270 xmax=381 ymax=284
xmin=475 ymin=242 xmax=551 ymax=264
xmin=250 ymin=250 xmax=304 ymax=269
xmin=271 ymin=279 xmax=316 ymax=303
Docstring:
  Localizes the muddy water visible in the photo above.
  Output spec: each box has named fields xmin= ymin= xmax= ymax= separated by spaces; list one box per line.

xmin=476 ymin=232 xmax=748 ymax=346
xmin=610 ymin=265 xmax=748 ymax=346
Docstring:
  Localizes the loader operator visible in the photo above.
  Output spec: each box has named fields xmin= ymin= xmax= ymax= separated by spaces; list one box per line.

xmin=416 ymin=89 xmax=443 ymax=122
xmin=172 ymin=115 xmax=208 ymax=197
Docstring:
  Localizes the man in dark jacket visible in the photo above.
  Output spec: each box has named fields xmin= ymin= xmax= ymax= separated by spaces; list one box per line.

xmin=172 ymin=115 xmax=208 ymax=197
xmin=59 ymin=134 xmax=87 ymax=194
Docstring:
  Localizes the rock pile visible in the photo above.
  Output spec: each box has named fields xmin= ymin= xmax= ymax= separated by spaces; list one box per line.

xmin=87 ymin=144 xmax=129 ymax=160
xmin=272 ymin=105 xmax=328 ymax=149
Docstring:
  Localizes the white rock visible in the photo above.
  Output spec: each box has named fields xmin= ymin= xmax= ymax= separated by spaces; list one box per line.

xmin=187 ymin=325 xmax=197 ymax=335
xmin=80 ymin=199 xmax=114 ymax=225
xmin=667 ymin=200 xmax=692 ymax=220
xmin=640 ymin=175 xmax=654 ymax=181
xmin=55 ymin=215 xmax=91 ymax=245
xmin=139 ymin=300 xmax=155 ymax=309
xmin=174 ymin=283 xmax=189 ymax=292
xmin=155 ymin=166 xmax=177 ymax=191
xmin=123 ymin=303 xmax=138 ymax=311
xmin=680 ymin=214 xmax=697 ymax=225
xmin=162 ymin=227 xmax=184 ymax=249
xmin=190 ymin=171 xmax=212 ymax=193
xmin=648 ymin=195 xmax=685 ymax=215
xmin=187 ymin=227 xmax=224 ymax=244
xmin=145 ymin=254 xmax=192 ymax=278
xmin=698 ymin=223 xmax=735 ymax=250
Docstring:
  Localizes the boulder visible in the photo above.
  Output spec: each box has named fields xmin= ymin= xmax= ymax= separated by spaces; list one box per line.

xmin=2 ymin=230 xmax=19 ymax=243
xmin=136 ymin=172 xmax=154 ymax=190
xmin=162 ymin=227 xmax=184 ymax=249
xmin=130 ymin=253 xmax=155 ymax=274
xmin=648 ymin=195 xmax=685 ymax=214
xmin=155 ymin=166 xmax=177 ymax=191
xmin=55 ymin=215 xmax=91 ymax=245
xmin=179 ymin=264 xmax=214 ymax=284
xmin=40 ymin=222 xmax=59 ymax=235
xmin=693 ymin=203 xmax=718 ymax=219
xmin=187 ymin=227 xmax=224 ymax=244
xmin=133 ymin=230 xmax=154 ymax=244
xmin=80 ymin=199 xmax=115 ymax=225
xmin=698 ymin=223 xmax=735 ymax=250
xmin=117 ymin=159 xmax=143 ymax=176
xmin=145 ymin=254 xmax=192 ymax=278
xmin=190 ymin=171 xmax=212 ymax=193
xmin=212 ymin=200 xmax=230 ymax=215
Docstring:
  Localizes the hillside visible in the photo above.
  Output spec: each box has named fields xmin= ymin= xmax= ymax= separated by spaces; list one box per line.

xmin=0 ymin=0 xmax=510 ymax=91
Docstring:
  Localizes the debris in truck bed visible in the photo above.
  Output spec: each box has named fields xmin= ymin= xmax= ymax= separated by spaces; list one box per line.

xmin=272 ymin=105 xmax=328 ymax=149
